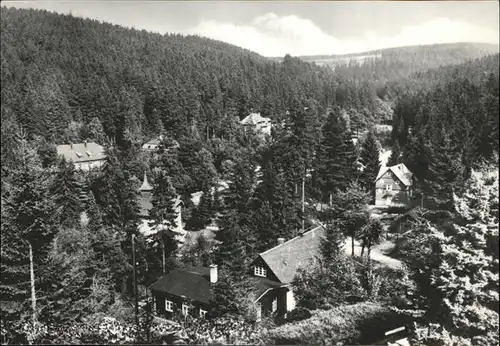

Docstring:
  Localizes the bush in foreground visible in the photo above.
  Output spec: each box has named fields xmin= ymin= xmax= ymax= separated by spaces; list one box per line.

xmin=263 ymin=302 xmax=408 ymax=345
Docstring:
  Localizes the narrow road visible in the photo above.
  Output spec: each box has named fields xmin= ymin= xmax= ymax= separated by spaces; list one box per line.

xmin=343 ymin=237 xmax=403 ymax=270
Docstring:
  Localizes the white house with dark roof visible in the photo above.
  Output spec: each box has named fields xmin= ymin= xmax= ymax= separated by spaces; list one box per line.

xmin=56 ymin=142 xmax=106 ymax=170
xmin=374 ymin=163 xmax=414 ymax=207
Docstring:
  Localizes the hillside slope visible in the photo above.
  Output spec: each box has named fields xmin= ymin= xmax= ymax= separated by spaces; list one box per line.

xmin=272 ymin=42 xmax=499 ymax=82
xmin=1 ymin=7 xmax=344 ymax=144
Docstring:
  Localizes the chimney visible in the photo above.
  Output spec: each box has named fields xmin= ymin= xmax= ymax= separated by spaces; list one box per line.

xmin=209 ymin=264 xmax=218 ymax=283
xmin=84 ymin=140 xmax=87 ymax=148
xmin=278 ymin=238 xmax=285 ymax=245
xmin=70 ymin=142 xmax=73 ymax=149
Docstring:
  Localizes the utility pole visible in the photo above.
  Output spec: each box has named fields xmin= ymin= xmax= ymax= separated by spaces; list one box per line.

xmin=301 ymin=176 xmax=305 ymax=231
xmin=28 ymin=242 xmax=36 ymax=325
xmin=132 ymin=234 xmax=139 ymax=327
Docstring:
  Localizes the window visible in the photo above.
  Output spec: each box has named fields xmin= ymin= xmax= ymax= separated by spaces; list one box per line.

xmin=182 ymin=303 xmax=190 ymax=316
xmin=386 ymin=184 xmax=392 ymax=191
xmin=254 ymin=266 xmax=267 ymax=277
xmin=200 ymin=309 xmax=207 ymax=318
xmin=165 ymin=299 xmax=173 ymax=312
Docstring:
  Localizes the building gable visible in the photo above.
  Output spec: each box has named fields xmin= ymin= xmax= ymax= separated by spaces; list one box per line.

xmin=255 ymin=225 xmax=325 ymax=284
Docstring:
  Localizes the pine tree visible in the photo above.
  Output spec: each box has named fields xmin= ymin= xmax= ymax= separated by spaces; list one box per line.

xmin=315 ymin=108 xmax=358 ymax=203
xmin=149 ymin=171 xmax=177 ymax=230
xmin=320 ymin=222 xmax=347 ymax=264
xmin=50 ymin=157 xmax=82 ymax=227
xmin=426 ymin=132 xmax=465 ymax=201
xmin=0 ymin=134 xmax=58 ymax=340
xmin=387 ymin=140 xmax=402 ymax=167
xmin=359 ymin=131 xmax=381 ymax=203
xmin=188 ymin=187 xmax=214 ymax=231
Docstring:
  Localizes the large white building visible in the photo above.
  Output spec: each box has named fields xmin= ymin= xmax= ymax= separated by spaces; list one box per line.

xmin=56 ymin=142 xmax=106 ymax=170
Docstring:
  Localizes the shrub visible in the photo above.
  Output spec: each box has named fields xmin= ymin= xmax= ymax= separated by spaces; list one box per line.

xmin=285 ymin=307 xmax=312 ymax=323
xmin=264 ymin=302 xmax=407 ymax=345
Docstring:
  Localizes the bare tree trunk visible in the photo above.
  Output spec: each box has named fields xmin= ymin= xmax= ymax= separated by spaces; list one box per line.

xmin=361 ymin=239 xmax=366 ymax=257
xmin=301 ymin=176 xmax=305 ymax=231
xmin=162 ymin=243 xmax=166 ymax=276
xmin=29 ymin=242 xmax=36 ymax=325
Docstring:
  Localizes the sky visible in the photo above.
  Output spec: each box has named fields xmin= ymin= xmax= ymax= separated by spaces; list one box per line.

xmin=3 ymin=1 xmax=499 ymax=56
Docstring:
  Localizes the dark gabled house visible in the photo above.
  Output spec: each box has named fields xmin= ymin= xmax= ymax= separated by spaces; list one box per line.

xmin=150 ymin=265 xmax=218 ymax=318
xmin=249 ymin=224 xmax=326 ymax=317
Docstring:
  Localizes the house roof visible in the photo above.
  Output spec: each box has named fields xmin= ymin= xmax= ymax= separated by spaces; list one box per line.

xmin=255 ymin=225 xmax=325 ymax=284
xmin=56 ymin=142 xmax=106 ymax=163
xmin=240 ymin=113 xmax=271 ymax=126
xmin=250 ymin=276 xmax=285 ymax=302
xmin=150 ymin=267 xmax=212 ymax=304
xmin=375 ymin=163 xmax=412 ymax=186
xmin=139 ymin=172 xmax=153 ymax=191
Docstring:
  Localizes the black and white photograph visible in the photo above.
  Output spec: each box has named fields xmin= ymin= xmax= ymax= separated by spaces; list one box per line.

xmin=1 ymin=0 xmax=499 ymax=344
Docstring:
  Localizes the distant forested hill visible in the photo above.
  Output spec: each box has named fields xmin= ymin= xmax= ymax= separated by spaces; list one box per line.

xmin=273 ymin=42 xmax=499 ymax=80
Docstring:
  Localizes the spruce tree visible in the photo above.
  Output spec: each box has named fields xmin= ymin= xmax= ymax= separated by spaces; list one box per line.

xmin=387 ymin=140 xmax=402 ymax=167
xmin=50 ymin=157 xmax=82 ymax=227
xmin=426 ymin=132 xmax=465 ymax=202
xmin=149 ymin=170 xmax=177 ymax=230
xmin=359 ymin=131 xmax=381 ymax=203
xmin=315 ymin=108 xmax=358 ymax=203
xmin=0 ymin=135 xmax=58 ymax=340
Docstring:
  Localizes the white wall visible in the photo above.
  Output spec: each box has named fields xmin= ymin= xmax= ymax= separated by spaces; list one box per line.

xmin=286 ymin=290 xmax=296 ymax=311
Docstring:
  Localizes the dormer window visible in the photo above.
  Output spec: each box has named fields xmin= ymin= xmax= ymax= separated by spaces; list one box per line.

xmin=254 ymin=266 xmax=267 ymax=277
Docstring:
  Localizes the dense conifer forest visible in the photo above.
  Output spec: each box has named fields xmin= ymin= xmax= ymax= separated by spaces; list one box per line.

xmin=1 ymin=6 xmax=498 ymax=345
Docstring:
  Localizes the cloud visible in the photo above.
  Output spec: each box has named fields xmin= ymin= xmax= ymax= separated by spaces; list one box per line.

xmin=187 ymin=14 xmax=499 ymax=56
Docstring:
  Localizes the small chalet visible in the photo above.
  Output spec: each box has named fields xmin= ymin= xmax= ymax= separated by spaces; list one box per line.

xmin=240 ymin=113 xmax=272 ymax=136
xmin=150 ymin=265 xmax=218 ymax=318
xmin=56 ymin=141 xmax=106 ymax=171
xmin=142 ymin=138 xmax=161 ymax=151
xmin=141 ymin=136 xmax=179 ymax=152
xmin=250 ymin=224 xmax=325 ymax=317
xmin=137 ymin=172 xmax=186 ymax=243
xmin=375 ymin=163 xmax=414 ymax=207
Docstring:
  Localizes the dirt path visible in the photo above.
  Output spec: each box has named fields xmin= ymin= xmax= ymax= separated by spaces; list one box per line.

xmin=343 ymin=237 xmax=403 ymax=270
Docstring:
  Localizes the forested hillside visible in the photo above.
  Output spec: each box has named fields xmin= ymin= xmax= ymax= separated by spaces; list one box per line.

xmin=1 ymin=6 xmax=499 ymax=346
xmin=1 ymin=6 xmax=385 ymax=147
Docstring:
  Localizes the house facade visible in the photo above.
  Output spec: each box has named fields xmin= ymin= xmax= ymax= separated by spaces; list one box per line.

xmin=240 ymin=113 xmax=272 ymax=136
xmin=150 ymin=265 xmax=217 ymax=318
xmin=250 ymin=225 xmax=325 ymax=318
xmin=56 ymin=141 xmax=106 ymax=170
xmin=375 ymin=163 xmax=414 ymax=207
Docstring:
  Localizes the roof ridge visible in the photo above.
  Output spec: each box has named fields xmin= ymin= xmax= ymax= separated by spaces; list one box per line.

xmin=259 ymin=225 xmax=323 ymax=256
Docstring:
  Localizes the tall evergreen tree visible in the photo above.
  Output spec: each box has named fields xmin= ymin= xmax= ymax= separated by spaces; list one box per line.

xmin=315 ymin=108 xmax=358 ymax=203
xmin=0 ymin=134 xmax=58 ymax=342
xmin=387 ymin=140 xmax=402 ymax=167
xmin=50 ymin=157 xmax=82 ymax=228
xmin=358 ymin=131 xmax=381 ymax=203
